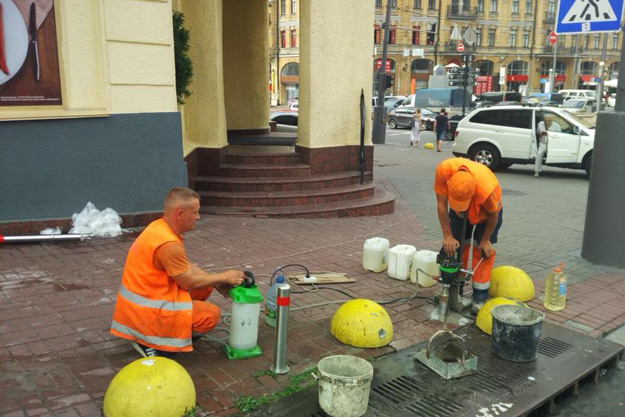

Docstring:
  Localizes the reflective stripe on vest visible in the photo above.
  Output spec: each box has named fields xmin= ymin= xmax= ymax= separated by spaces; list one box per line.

xmin=473 ymin=281 xmax=491 ymax=290
xmin=118 ymin=284 xmax=192 ymax=311
xmin=111 ymin=320 xmax=192 ymax=348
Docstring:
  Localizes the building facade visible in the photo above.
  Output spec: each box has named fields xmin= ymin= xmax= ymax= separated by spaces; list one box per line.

xmin=270 ymin=0 xmax=623 ymax=100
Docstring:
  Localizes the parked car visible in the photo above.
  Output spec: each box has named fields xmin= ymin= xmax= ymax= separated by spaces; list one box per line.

xmin=522 ymin=92 xmax=563 ymax=107
xmin=270 ymin=111 xmax=298 ymax=132
xmin=561 ymin=98 xmax=596 ymax=114
xmin=289 ymin=101 xmax=299 ymax=111
xmin=451 ymin=105 xmax=595 ymax=176
xmin=559 ymin=90 xmax=596 ymax=101
xmin=475 ymin=91 xmax=522 ymax=103
xmin=387 ymin=107 xmax=436 ymax=130
xmin=608 ymin=93 xmax=616 ymax=107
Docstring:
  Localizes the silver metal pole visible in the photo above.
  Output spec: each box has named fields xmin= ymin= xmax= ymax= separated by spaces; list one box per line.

xmin=270 ymin=282 xmax=291 ymax=374
xmin=549 ymin=39 xmax=558 ymax=92
xmin=596 ymin=33 xmax=608 ymax=110
xmin=1 ymin=234 xmax=89 ymax=243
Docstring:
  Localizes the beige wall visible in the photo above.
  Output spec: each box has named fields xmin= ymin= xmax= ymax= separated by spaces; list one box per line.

xmin=299 ymin=0 xmax=374 ymax=148
xmin=1 ymin=0 xmax=178 ymax=120
xmin=222 ymin=0 xmax=269 ymax=131
xmin=174 ymin=0 xmax=228 ymax=154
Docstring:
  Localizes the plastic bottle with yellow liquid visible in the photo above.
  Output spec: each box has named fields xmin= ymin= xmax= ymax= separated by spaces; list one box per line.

xmin=544 ymin=263 xmax=567 ymax=311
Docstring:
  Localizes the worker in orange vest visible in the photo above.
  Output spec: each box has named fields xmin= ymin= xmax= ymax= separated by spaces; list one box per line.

xmin=434 ymin=158 xmax=503 ymax=313
xmin=110 ymin=187 xmax=246 ymax=357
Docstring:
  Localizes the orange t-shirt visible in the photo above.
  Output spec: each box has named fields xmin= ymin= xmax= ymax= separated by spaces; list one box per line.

xmin=153 ymin=242 xmax=190 ymax=277
xmin=434 ymin=158 xmax=502 ymax=224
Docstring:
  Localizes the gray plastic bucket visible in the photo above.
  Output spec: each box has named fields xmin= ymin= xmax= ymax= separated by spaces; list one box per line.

xmin=317 ymin=355 xmax=374 ymax=417
xmin=492 ymin=305 xmax=545 ymax=362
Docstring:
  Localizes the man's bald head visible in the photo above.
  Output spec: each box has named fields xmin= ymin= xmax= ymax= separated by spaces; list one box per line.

xmin=164 ymin=187 xmax=200 ymax=213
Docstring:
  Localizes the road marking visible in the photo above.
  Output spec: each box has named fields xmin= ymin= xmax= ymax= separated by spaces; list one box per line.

xmin=563 ymin=0 xmax=617 ymax=23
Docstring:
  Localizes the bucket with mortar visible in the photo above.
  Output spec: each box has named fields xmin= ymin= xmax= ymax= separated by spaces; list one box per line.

xmin=491 ymin=304 xmax=545 ymax=362
xmin=314 ymin=355 xmax=374 ymax=417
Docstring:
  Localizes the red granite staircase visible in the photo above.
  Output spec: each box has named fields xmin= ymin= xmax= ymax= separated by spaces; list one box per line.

xmin=186 ymin=146 xmax=395 ymax=218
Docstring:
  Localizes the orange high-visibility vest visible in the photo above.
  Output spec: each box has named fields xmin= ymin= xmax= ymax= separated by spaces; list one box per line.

xmin=434 ymin=158 xmax=502 ymax=225
xmin=110 ymin=218 xmax=194 ymax=352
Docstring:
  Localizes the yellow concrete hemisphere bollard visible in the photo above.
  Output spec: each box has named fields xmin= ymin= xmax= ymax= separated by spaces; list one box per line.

xmin=476 ymin=297 xmax=526 ymax=335
xmin=488 ymin=265 xmax=535 ymax=302
xmin=330 ymin=299 xmax=393 ymax=348
xmin=103 ymin=357 xmax=196 ymax=417
xmin=423 ymin=143 xmax=435 ymax=150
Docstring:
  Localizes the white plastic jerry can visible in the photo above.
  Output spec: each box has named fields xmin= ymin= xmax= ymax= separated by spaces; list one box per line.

xmin=410 ymin=250 xmax=440 ymax=287
xmin=363 ymin=237 xmax=390 ymax=272
xmin=387 ymin=245 xmax=417 ymax=281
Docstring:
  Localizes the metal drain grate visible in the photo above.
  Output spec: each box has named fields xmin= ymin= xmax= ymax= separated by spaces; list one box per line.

xmin=372 ymin=376 xmax=464 ymax=417
xmin=539 ymin=337 xmax=574 ymax=358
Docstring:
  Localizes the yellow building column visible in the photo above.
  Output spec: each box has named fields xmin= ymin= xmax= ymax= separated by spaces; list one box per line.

xmin=299 ymin=0 xmax=374 ymax=149
xmin=174 ymin=0 xmax=228 ymax=155
xmin=222 ymin=0 xmax=269 ymax=132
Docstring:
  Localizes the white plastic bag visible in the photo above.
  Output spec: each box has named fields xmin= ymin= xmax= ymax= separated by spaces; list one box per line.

xmin=69 ymin=202 xmax=122 ymax=237
xmin=40 ymin=227 xmax=62 ymax=235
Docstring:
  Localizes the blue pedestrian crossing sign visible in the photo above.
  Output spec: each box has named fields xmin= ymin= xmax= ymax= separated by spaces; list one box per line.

xmin=556 ymin=0 xmax=625 ymax=34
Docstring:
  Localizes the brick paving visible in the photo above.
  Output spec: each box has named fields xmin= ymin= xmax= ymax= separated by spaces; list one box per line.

xmin=1 ymin=143 xmax=625 ymax=416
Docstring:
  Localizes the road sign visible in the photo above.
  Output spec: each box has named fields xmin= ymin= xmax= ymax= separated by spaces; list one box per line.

xmin=448 ymin=67 xmax=460 ymax=74
xmin=548 ymin=31 xmax=558 ymax=45
xmin=457 ymin=42 xmax=465 ymax=53
xmin=555 ymin=0 xmax=625 ymax=34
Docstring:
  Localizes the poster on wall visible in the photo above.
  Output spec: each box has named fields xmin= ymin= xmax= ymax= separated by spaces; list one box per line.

xmin=0 ymin=0 xmax=61 ymax=106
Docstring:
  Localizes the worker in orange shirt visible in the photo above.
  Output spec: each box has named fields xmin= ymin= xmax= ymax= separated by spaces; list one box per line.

xmin=434 ymin=158 xmax=503 ymax=313
xmin=110 ymin=187 xmax=246 ymax=357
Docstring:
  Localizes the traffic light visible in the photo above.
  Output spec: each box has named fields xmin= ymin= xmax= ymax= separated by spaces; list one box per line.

xmin=382 ymin=74 xmax=394 ymax=89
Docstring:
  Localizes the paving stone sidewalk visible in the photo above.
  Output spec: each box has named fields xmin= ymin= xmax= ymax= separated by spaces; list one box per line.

xmin=1 ymin=178 xmax=624 ymax=417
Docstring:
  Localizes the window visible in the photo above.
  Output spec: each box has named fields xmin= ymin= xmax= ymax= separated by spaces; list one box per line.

xmin=509 ymin=30 xmax=517 ymax=47
xmin=512 ymin=0 xmax=519 ymax=14
xmin=291 ymin=0 xmax=296 ymax=14
xmin=594 ymin=34 xmax=600 ymax=48
xmin=547 ymin=0 xmax=556 ymax=16
xmin=583 ymin=35 xmax=589 ymax=49
xmin=290 ymin=29 xmax=297 ymax=47
xmin=503 ymin=110 xmax=532 ymax=129
xmin=490 ymin=0 xmax=498 ymax=13
xmin=469 ymin=110 xmax=501 ymax=126
xmin=391 ymin=0 xmax=397 ymax=8
xmin=414 ymin=0 xmax=422 ymax=8
xmin=374 ymin=25 xmax=381 ymax=44
xmin=427 ymin=23 xmax=436 ymax=45
xmin=613 ymin=34 xmax=619 ymax=49
xmin=558 ymin=34 xmax=565 ymax=47
xmin=375 ymin=0 xmax=382 ymax=7
xmin=544 ymin=29 xmax=551 ymax=45
xmin=522 ymin=31 xmax=530 ymax=47
xmin=389 ymin=27 xmax=396 ymax=44
xmin=428 ymin=0 xmax=436 ymax=9
xmin=476 ymin=29 xmax=482 ymax=46
xmin=412 ymin=26 xmax=421 ymax=45
xmin=280 ymin=30 xmax=286 ymax=48
xmin=488 ymin=29 xmax=496 ymax=46
xmin=525 ymin=0 xmax=532 ymax=14
xmin=280 ymin=0 xmax=286 ymax=15
xmin=477 ymin=0 xmax=484 ymax=12
xmin=539 ymin=112 xmax=574 ymax=135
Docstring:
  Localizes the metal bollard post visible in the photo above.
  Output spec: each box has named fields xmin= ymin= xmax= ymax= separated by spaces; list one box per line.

xmin=270 ymin=282 xmax=291 ymax=374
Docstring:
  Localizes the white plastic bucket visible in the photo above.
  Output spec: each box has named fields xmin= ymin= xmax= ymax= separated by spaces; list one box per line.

xmin=387 ymin=245 xmax=416 ymax=281
xmin=317 ymin=355 xmax=374 ymax=417
xmin=410 ymin=250 xmax=439 ymax=287
xmin=362 ymin=237 xmax=390 ymax=272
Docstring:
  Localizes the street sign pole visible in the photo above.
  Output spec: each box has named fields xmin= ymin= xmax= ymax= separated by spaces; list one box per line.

xmin=549 ymin=32 xmax=558 ymax=93
xmin=462 ymin=57 xmax=468 ymax=116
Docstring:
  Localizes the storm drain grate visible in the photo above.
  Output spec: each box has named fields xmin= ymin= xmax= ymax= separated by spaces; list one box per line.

xmin=372 ymin=376 xmax=464 ymax=417
xmin=539 ymin=337 xmax=574 ymax=358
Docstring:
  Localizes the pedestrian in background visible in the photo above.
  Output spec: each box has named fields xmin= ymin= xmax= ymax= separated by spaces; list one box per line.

xmin=533 ymin=114 xmax=560 ymax=178
xmin=410 ymin=108 xmax=422 ymax=147
xmin=432 ymin=108 xmax=450 ymax=153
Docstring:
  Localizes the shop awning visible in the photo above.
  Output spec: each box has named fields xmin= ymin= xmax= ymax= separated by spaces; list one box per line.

xmin=580 ymin=75 xmax=599 ymax=85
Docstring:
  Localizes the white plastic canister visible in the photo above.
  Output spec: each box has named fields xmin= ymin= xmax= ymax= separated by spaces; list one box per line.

xmin=362 ymin=237 xmax=390 ymax=272
xmin=410 ymin=250 xmax=439 ymax=287
xmin=387 ymin=245 xmax=416 ymax=281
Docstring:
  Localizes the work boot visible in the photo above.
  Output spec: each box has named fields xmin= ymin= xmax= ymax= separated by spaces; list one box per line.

xmin=131 ymin=341 xmax=175 ymax=359
xmin=471 ymin=300 xmax=484 ymax=315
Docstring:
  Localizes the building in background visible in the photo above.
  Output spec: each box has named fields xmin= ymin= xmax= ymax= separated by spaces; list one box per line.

xmin=270 ymin=0 xmax=623 ymax=98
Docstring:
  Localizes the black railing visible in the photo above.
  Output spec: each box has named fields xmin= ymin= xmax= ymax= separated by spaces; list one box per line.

xmin=447 ymin=6 xmax=478 ymax=19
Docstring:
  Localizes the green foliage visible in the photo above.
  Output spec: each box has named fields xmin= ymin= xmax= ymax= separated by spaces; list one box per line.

xmin=181 ymin=406 xmax=197 ymax=417
xmin=235 ymin=367 xmax=318 ymax=413
xmin=173 ymin=11 xmax=193 ymax=105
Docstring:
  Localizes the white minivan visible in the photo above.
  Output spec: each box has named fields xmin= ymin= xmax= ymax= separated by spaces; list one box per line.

xmin=451 ymin=105 xmax=595 ymax=177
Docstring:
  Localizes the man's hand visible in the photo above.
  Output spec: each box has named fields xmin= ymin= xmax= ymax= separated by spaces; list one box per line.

xmin=443 ymin=235 xmax=460 ymax=256
xmin=215 ymin=283 xmax=232 ymax=298
xmin=479 ymin=240 xmax=495 ymax=258
xmin=222 ymin=270 xmax=246 ymax=287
